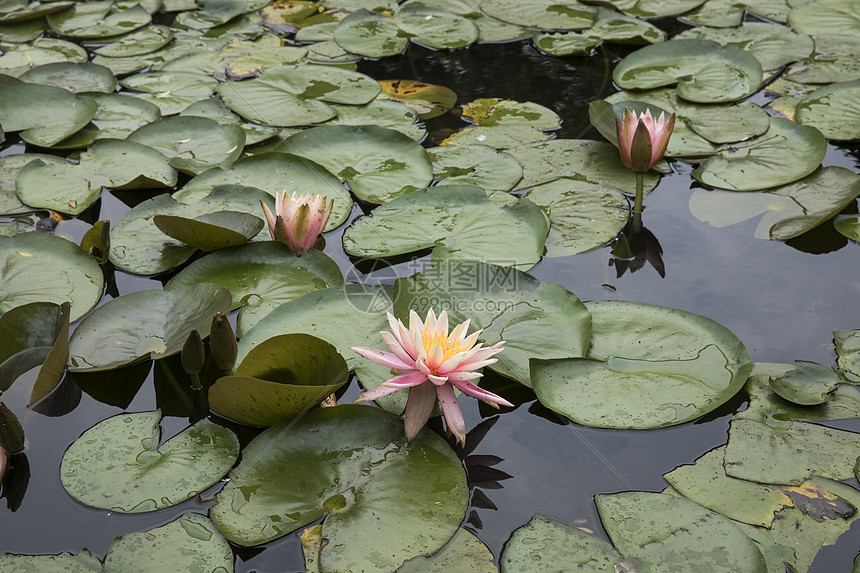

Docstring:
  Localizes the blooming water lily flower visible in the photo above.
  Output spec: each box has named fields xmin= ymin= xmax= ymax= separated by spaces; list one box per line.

xmin=261 ymin=191 xmax=333 ymax=256
xmin=352 ymin=309 xmax=511 ymax=446
xmin=615 ymin=108 xmax=676 ymax=173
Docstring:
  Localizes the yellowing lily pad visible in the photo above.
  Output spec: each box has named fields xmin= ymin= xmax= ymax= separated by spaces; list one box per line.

xmin=377 ymin=79 xmax=457 ymax=120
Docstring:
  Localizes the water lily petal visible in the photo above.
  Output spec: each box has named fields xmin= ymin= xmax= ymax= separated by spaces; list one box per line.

xmin=403 ymin=381 xmax=436 ymax=441
xmin=436 ymin=382 xmax=466 ymax=446
xmin=381 ymin=331 xmax=415 ymax=367
xmin=350 ymin=346 xmax=413 ymax=370
xmin=449 ymin=376 xmax=514 ymax=408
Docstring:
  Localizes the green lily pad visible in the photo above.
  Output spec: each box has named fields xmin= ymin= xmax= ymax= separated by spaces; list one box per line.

xmin=505 ymin=139 xmax=661 ymax=193
xmin=393 ymin=259 xmax=592 ymax=386
xmin=680 ymin=0 xmax=790 ymax=27
xmin=724 ymin=418 xmax=860 ymax=485
xmin=93 ymin=24 xmax=174 ymax=57
xmin=323 ymin=100 xmax=426 ymax=142
xmin=770 ymin=360 xmax=843 ymax=405
xmin=613 ymin=39 xmax=763 ymax=103
xmin=399 ymin=0 xmax=530 ymax=43
xmin=795 ymin=80 xmax=860 ymax=141
xmin=119 ymin=71 xmax=219 ymax=116
xmin=0 ymin=233 xmax=103 ymax=322
xmin=588 ymin=0 xmax=707 ymax=18
xmin=210 ymin=404 xmax=468 ymax=572
xmin=522 ymin=178 xmax=630 ymax=257
xmin=441 ymin=98 xmax=561 ymax=149
xmin=67 ymin=283 xmax=232 ymax=372
xmin=165 ymin=242 xmax=344 ymax=337
xmin=0 ymin=153 xmax=59 ymax=214
xmin=396 ymin=528 xmax=495 ymax=573
xmin=174 ymin=152 xmax=352 ymax=230
xmin=0 ymin=1 xmax=73 ymax=24
xmin=595 ymin=491 xmax=767 ymax=572
xmin=692 ymin=117 xmax=826 ymax=191
xmin=0 ymin=18 xmax=46 ymax=43
xmin=60 ymin=410 xmax=239 ymax=512
xmin=224 ymin=45 xmax=310 ymax=79
xmin=276 ymin=125 xmax=433 ymax=204
xmin=180 ymin=97 xmax=280 ymax=145
xmin=174 ymin=0 xmax=271 ymax=29
xmin=534 ymin=7 xmax=664 ymax=57
xmin=19 ymin=62 xmax=116 ymax=94
xmin=785 ymin=34 xmax=860 ymax=84
xmin=152 ymin=211 xmax=264 ymax=252
xmin=835 ymin=214 xmax=860 ymax=242
xmin=0 ymin=82 xmax=96 ymax=146
xmin=428 ymin=144 xmax=522 ymax=192
xmin=16 ymin=138 xmax=178 ymax=215
xmin=0 ymin=37 xmax=87 ymax=77
xmin=500 ymin=513 xmax=626 ymax=573
xmin=835 ymin=330 xmax=860 ymax=381
xmin=333 ymin=6 xmax=478 ymax=58
xmin=51 ymin=94 xmax=162 ymax=150
xmin=788 ymin=0 xmax=860 ymax=37
xmin=208 ymin=333 xmax=349 ymax=426
xmin=478 ymin=0 xmax=593 ymax=30
xmin=343 ymin=185 xmax=548 ymax=270
xmin=47 ymin=1 xmax=151 ymax=38
xmin=0 ymin=301 xmax=68 ymax=395
xmin=531 ymin=300 xmax=753 ymax=429
xmin=128 ymin=116 xmax=246 ymax=175
xmin=236 ymin=284 xmax=393 ymax=369
xmin=216 ymin=64 xmax=380 ymax=127
xmin=675 ymin=22 xmax=813 ymax=72
xmin=109 ymin=185 xmax=274 ymax=275
xmin=689 ymin=166 xmax=860 ymax=240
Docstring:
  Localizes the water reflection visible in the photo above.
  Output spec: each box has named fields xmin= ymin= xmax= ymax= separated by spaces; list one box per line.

xmin=609 ymin=212 xmax=666 ymax=278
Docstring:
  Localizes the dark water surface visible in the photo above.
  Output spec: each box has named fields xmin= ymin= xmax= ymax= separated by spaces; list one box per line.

xmin=2 ymin=37 xmax=860 ymax=573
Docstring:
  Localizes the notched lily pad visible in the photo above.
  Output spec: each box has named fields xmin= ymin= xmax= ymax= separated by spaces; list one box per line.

xmin=769 ymin=360 xmax=843 ymax=406
xmin=153 ymin=211 xmax=264 ymax=252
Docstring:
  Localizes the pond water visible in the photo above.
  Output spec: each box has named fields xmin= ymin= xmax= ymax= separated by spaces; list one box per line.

xmin=1 ymin=10 xmax=860 ymax=573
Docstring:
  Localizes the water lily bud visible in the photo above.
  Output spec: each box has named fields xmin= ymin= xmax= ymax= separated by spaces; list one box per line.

xmin=615 ymin=108 xmax=676 ymax=173
xmin=261 ymin=191 xmax=333 ymax=256
xmin=181 ymin=329 xmax=205 ymax=375
xmin=210 ymin=312 xmax=238 ymax=371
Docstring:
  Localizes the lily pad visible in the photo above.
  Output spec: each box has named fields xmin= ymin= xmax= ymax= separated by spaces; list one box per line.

xmin=276 ymin=125 xmax=432 ymax=204
xmin=216 ymin=64 xmax=380 ymax=127
xmin=323 ymin=100 xmax=426 ymax=142
xmin=500 ymin=513 xmax=625 ymax=573
xmin=534 ymin=8 xmax=664 ymax=57
xmin=531 ymin=300 xmax=753 ymax=429
xmin=689 ymin=166 xmax=860 ymax=240
xmin=119 ymin=71 xmax=219 ymax=116
xmin=208 ymin=333 xmax=349 ymax=426
xmin=835 ymin=214 xmax=860 ymax=242
xmin=47 ymin=2 xmax=151 ymax=38
xmin=128 ymin=116 xmax=246 ymax=175
xmin=788 ymin=0 xmax=860 ymax=37
xmin=393 ymin=259 xmax=592 ymax=386
xmin=0 ymin=18 xmax=46 ymax=44
xmin=724 ymin=418 xmax=860 ymax=484
xmin=152 ymin=211 xmax=264 ymax=252
xmin=396 ymin=528 xmax=495 ymax=573
xmin=236 ymin=284 xmax=393 ymax=370
xmin=333 ymin=6 xmax=478 ymax=58
xmin=377 ymin=79 xmax=457 ymax=120
xmin=428 ymin=144 xmax=523 ymax=192
xmin=343 ymin=185 xmax=548 ymax=270
xmin=835 ymin=330 xmax=860 ymax=381
xmin=0 ymin=37 xmax=87 ymax=77
xmin=441 ymin=98 xmax=561 ymax=149
xmin=60 ymin=410 xmax=239 ymax=512
xmin=784 ymin=34 xmax=860 ymax=84
xmin=692 ymin=117 xmax=827 ymax=192
xmin=675 ymin=22 xmax=813 ymax=72
xmin=174 ymin=152 xmax=352 ymax=230
xmin=0 ymin=301 xmax=68 ymax=395
xmin=93 ymin=24 xmax=175 ymax=57
xmin=613 ymin=39 xmax=763 ymax=103
xmin=174 ymin=0 xmax=271 ymax=29
xmin=0 ymin=82 xmax=96 ymax=146
xmin=165 ymin=242 xmax=344 ymax=337
xmin=0 ymin=233 xmax=103 ymax=322
xmin=210 ymin=405 xmax=468 ymax=573
xmin=794 ymin=80 xmax=860 ymax=141
xmin=51 ymin=94 xmax=162 ymax=149
xmin=180 ymin=97 xmax=280 ymax=145
xmin=595 ymin=491 xmax=767 ymax=572
xmin=0 ymin=1 xmax=73 ymax=25
xmin=769 ymin=360 xmax=843 ymax=405
xmin=522 ymin=178 xmax=630 ymax=257
xmin=19 ymin=62 xmax=116 ymax=94
xmin=478 ymin=0 xmax=594 ymax=30
xmin=109 ymin=185 xmax=276 ymax=276
xmin=680 ymin=0 xmax=790 ymax=27
xmin=587 ymin=0 xmax=708 ymax=18
xmin=67 ymin=283 xmax=232 ymax=372
xmin=0 ymin=153 xmax=59 ymax=214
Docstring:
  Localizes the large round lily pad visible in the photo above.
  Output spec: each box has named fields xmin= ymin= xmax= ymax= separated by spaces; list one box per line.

xmin=67 ymin=283 xmax=232 ymax=372
xmin=60 ymin=410 xmax=239 ymax=512
xmin=531 ymin=300 xmax=753 ymax=429
xmin=19 ymin=62 xmax=116 ymax=94
xmin=165 ymin=242 xmax=344 ymax=337
xmin=0 ymin=233 xmax=103 ymax=322
xmin=51 ymin=93 xmax=162 ymax=149
xmin=0 ymin=37 xmax=87 ymax=77
xmin=152 ymin=211 xmax=264 ymax=252
xmin=120 ymin=71 xmax=218 ymax=116
xmin=784 ymin=33 xmax=860 ymax=84
xmin=795 ymin=80 xmax=860 ymax=141
xmin=342 ymin=185 xmax=549 ymax=271
xmin=276 ymin=125 xmax=433 ymax=204
xmin=208 ymin=333 xmax=349 ymax=426
xmin=441 ymin=98 xmax=561 ymax=149
xmin=323 ymin=100 xmax=426 ymax=142
xmin=427 ymin=144 xmax=523 ymax=192
xmin=613 ymin=39 xmax=763 ymax=103
xmin=0 ymin=82 xmax=96 ymax=146
xmin=788 ymin=0 xmax=860 ymax=37
xmin=47 ymin=1 xmax=151 ymax=38
xmin=93 ymin=24 xmax=175 ymax=57
xmin=393 ymin=260 xmax=592 ymax=386
xmin=210 ymin=405 xmax=468 ymax=573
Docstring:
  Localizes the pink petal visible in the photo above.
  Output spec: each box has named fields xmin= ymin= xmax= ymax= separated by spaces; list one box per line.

xmin=449 ymin=377 xmax=514 ymax=408
xmin=350 ymin=346 xmax=413 ymax=370
xmin=403 ymin=381 xmax=436 ymax=441
xmin=381 ymin=331 xmax=416 ymax=368
xmin=260 ymin=201 xmax=277 ymax=239
xmin=435 ymin=310 xmax=449 ymax=337
xmin=436 ymin=382 xmax=466 ymax=446
xmin=353 ymin=371 xmax=428 ymax=403
xmin=354 ymin=384 xmax=405 ymax=403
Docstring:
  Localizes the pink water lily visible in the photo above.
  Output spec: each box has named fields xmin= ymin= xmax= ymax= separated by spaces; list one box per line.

xmin=261 ymin=191 xmax=333 ymax=256
xmin=352 ymin=309 xmax=511 ymax=446
xmin=615 ymin=108 xmax=676 ymax=173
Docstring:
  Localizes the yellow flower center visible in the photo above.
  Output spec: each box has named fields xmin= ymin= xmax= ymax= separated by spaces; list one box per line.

xmin=421 ymin=330 xmax=470 ymax=364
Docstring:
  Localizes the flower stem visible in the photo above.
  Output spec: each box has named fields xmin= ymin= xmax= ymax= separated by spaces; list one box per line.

xmin=633 ymin=172 xmax=644 ymax=214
